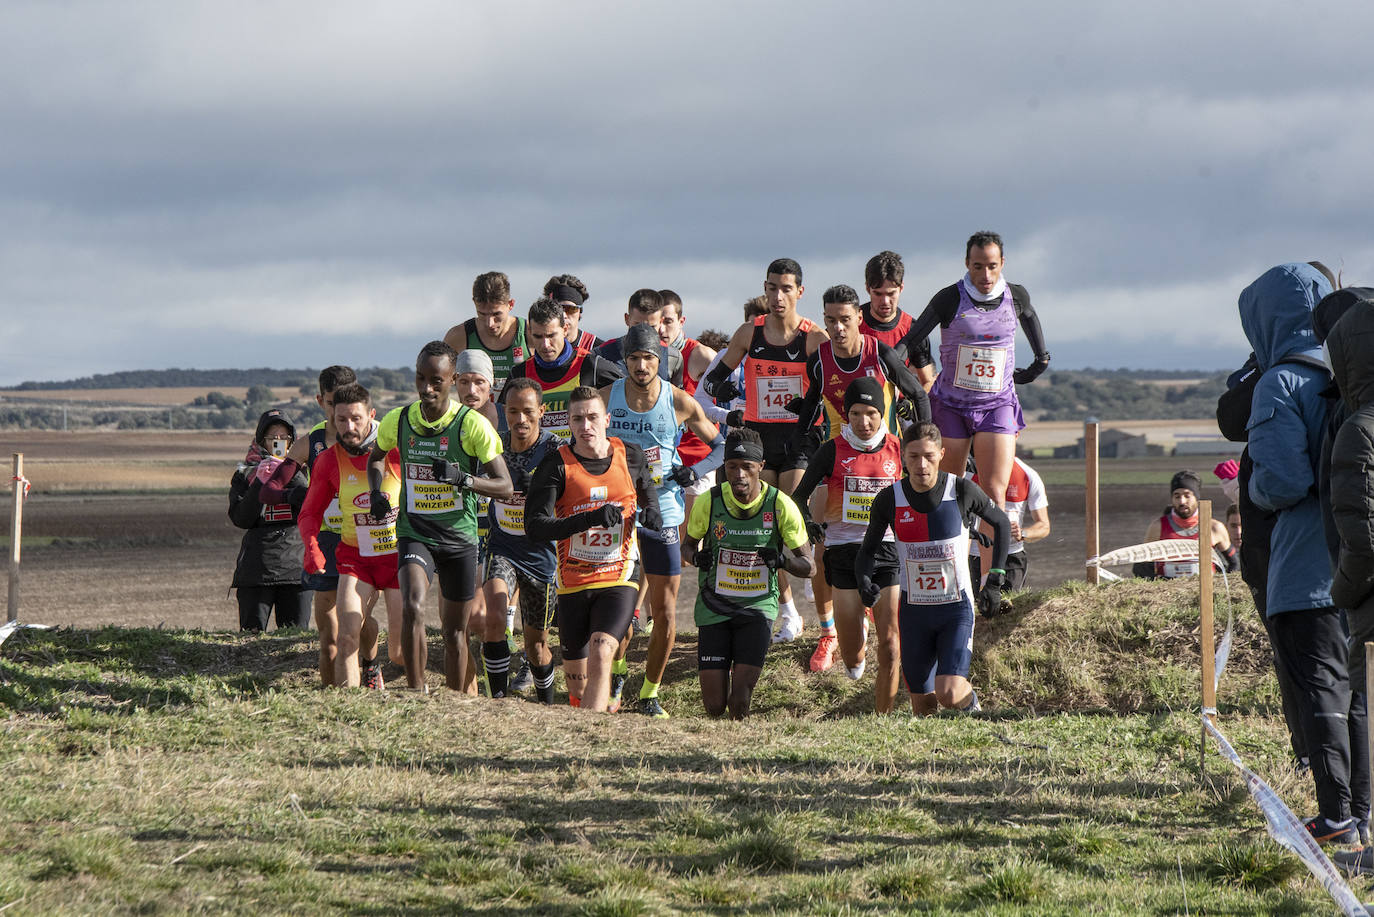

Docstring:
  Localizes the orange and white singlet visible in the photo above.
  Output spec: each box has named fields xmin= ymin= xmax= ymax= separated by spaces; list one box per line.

xmin=553 ymin=438 xmax=639 ymax=593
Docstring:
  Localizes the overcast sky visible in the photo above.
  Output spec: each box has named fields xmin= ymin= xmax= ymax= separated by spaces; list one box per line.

xmin=1 ymin=1 xmax=1370 ymax=385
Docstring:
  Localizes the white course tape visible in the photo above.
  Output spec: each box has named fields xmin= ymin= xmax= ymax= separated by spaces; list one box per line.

xmin=1204 ymin=718 xmax=1369 ymax=916
xmin=0 ymin=621 xmax=52 ymax=650
xmin=1088 ymin=539 xmax=1199 ymax=568
xmin=1202 ymin=565 xmax=1369 ymax=915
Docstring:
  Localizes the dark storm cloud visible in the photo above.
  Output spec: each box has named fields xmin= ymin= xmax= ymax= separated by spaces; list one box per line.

xmin=0 ymin=1 xmax=1370 ymax=383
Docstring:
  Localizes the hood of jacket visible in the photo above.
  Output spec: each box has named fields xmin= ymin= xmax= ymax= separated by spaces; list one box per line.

xmin=253 ymin=408 xmax=297 ymax=449
xmin=1326 ymin=299 xmax=1374 ymax=413
xmin=1238 ymin=263 xmax=1332 ymax=371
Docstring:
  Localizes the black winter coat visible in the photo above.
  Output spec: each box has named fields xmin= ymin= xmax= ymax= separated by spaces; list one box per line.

xmin=1327 ymin=302 xmax=1374 ymax=609
xmin=228 ymin=461 xmax=309 ymax=588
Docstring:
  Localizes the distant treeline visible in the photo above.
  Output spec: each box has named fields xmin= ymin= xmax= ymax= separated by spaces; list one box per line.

xmin=6 ymin=367 xmax=412 ymax=392
xmin=1017 ymin=371 xmax=1230 ymax=421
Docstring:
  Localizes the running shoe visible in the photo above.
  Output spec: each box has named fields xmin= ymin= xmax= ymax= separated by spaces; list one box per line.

xmin=362 ymin=664 xmax=385 ymax=691
xmin=1359 ymin=817 xmax=1370 ymax=846
xmin=772 ymin=612 xmax=803 ymax=644
xmin=637 ymin=697 xmax=670 ymax=719
xmin=961 ymin=690 xmax=982 ymax=713
xmin=632 ymin=609 xmax=652 ymax=636
xmin=809 ymin=634 xmax=837 ymax=673
xmin=1332 ymin=845 xmax=1374 ymax=876
xmin=1304 ymin=815 xmax=1359 ymax=845
xmin=846 ymin=660 xmax=866 ymax=681
xmin=608 ymin=673 xmax=626 ymax=713
xmin=509 ymin=656 xmax=533 ymax=693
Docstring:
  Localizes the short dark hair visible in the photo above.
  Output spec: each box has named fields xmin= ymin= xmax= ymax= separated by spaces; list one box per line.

xmin=503 ymin=376 xmax=543 ymax=403
xmin=965 ymin=231 xmax=1004 ymax=260
xmin=627 ymin=288 xmax=664 ymax=316
xmin=743 ymin=296 xmax=767 ymax=321
xmin=865 ymin=251 xmax=905 ymax=288
xmin=902 ymin=422 xmax=942 ymax=449
xmin=330 ymin=382 xmax=370 ymax=408
xmin=417 ymin=340 xmax=458 ymax=370
xmin=569 ymin=385 xmax=604 ymax=407
xmin=822 ymin=284 xmax=861 ymax=307
xmin=659 ymin=289 xmax=683 ymax=316
xmin=318 ymin=365 xmax=356 ymax=394
xmin=766 ymin=258 xmax=803 ymax=284
xmin=1225 ymin=502 xmax=1240 ymax=519
xmin=543 ymin=273 xmax=589 ymax=303
xmin=697 ymin=329 xmax=729 ymax=350
xmin=528 ymin=297 xmax=563 ymax=326
xmin=472 ymin=271 xmax=511 ymax=304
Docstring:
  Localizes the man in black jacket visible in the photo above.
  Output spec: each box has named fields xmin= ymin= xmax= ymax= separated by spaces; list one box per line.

xmin=229 ymin=409 xmax=312 ymax=631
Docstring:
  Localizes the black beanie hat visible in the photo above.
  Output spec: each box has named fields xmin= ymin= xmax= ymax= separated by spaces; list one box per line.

xmin=1170 ymin=470 xmax=1202 ymax=500
xmin=622 ymin=322 xmax=663 ymax=362
xmin=843 ymin=377 xmax=886 ymax=414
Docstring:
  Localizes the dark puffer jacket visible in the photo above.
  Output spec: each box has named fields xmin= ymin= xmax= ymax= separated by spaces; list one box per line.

xmin=1328 ymin=301 xmax=1374 ymax=610
xmin=229 ymin=410 xmax=309 ymax=588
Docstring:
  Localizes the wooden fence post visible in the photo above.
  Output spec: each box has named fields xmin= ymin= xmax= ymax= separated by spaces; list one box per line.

xmin=1085 ymin=419 xmax=1099 ymax=584
xmin=7 ymin=453 xmax=23 ymax=623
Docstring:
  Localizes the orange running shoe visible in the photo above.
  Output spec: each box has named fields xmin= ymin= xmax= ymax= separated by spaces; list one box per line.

xmin=809 ymin=634 xmax=837 ymax=673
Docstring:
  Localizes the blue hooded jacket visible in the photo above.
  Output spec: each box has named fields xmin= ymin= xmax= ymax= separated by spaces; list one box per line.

xmin=1239 ymin=262 xmax=1334 ymax=615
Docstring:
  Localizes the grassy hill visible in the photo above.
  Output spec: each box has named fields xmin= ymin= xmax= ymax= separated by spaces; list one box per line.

xmin=0 ymin=579 xmax=1347 ymax=914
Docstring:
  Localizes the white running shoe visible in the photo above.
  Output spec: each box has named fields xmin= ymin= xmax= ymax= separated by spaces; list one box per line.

xmin=772 ymin=612 xmax=803 ymax=644
xmin=846 ymin=660 xmax=866 ymax=681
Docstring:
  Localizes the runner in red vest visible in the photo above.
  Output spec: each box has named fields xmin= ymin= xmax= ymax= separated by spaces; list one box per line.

xmin=702 ymin=258 xmax=829 ymax=643
xmin=860 ymin=251 xmax=936 ymax=390
xmin=791 ymin=380 xmax=905 ymax=702
xmin=544 ymin=274 xmax=605 ymax=353
xmin=1138 ymin=470 xmax=1232 ymax=579
xmin=658 ymin=289 xmax=719 ymax=521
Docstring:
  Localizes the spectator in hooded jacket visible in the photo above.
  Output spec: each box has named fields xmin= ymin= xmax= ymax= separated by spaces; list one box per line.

xmin=229 ymin=409 xmax=312 ymax=631
xmin=1239 ymin=261 xmax=1361 ymax=845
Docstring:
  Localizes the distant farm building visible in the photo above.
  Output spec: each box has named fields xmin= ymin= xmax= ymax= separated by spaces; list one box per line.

xmin=1172 ymin=435 xmax=1234 ymax=456
xmin=1051 ymin=427 xmax=1164 ymax=459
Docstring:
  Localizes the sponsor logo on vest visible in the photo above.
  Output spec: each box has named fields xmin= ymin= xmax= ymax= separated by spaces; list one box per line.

xmin=353 ymin=494 xmax=369 ymax=507
xmin=763 ymin=511 xmax=774 ymax=525
xmin=713 ymin=522 xmax=726 ymax=540
xmin=590 ymin=486 xmax=607 ymax=502
xmin=882 ymin=460 xmax=898 ymax=476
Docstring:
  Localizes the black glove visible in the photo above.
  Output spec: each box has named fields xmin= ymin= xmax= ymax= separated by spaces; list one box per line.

xmin=508 ymin=465 xmax=531 ymax=493
xmin=895 ymin=398 xmax=917 ymax=423
xmin=668 ymin=464 xmax=698 ymax=488
xmin=1012 ymin=356 xmax=1050 ymax=386
xmin=978 ymin=570 xmax=1008 ymax=618
xmin=784 ymin=396 xmax=806 ymax=416
xmin=692 ymin=546 xmax=714 ymax=569
xmin=970 ymin=527 xmax=992 ymax=548
xmin=637 ymin=501 xmax=663 ymax=532
xmin=431 ymin=459 xmax=472 ymax=489
xmin=589 ymin=503 xmax=623 ymax=529
xmin=758 ymin=547 xmax=784 ymax=571
xmin=726 ymin=409 xmax=745 ymax=429
xmin=858 ymin=575 xmax=880 ymax=609
xmin=805 ymin=519 xmax=825 ymax=545
xmin=707 ymin=377 xmax=742 ymax=403
xmin=369 ymin=489 xmax=391 ymax=523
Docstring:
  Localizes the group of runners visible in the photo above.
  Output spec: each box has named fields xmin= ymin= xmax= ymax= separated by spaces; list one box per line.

xmin=266 ymin=232 xmax=1056 ymax=718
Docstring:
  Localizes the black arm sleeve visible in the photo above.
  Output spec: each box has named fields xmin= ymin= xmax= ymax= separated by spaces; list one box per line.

xmin=907 ymin=285 xmax=961 ymax=343
xmin=590 ymin=356 xmax=626 ymax=387
xmin=228 ymin=470 xmax=263 ymax=529
xmin=622 ymin=443 xmax=662 ymax=530
xmin=878 ymin=343 xmax=931 ymax=422
xmin=525 ymin=452 xmax=595 ymax=541
xmin=855 ymin=486 xmax=897 ymax=586
xmin=791 ymin=352 xmax=825 ymax=432
xmin=790 ymin=439 xmax=836 ymax=521
xmin=957 ymin=478 xmax=1011 ymax=572
xmin=1012 ymin=286 xmax=1049 ymax=361
xmin=899 ymin=326 xmax=934 ymax=369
